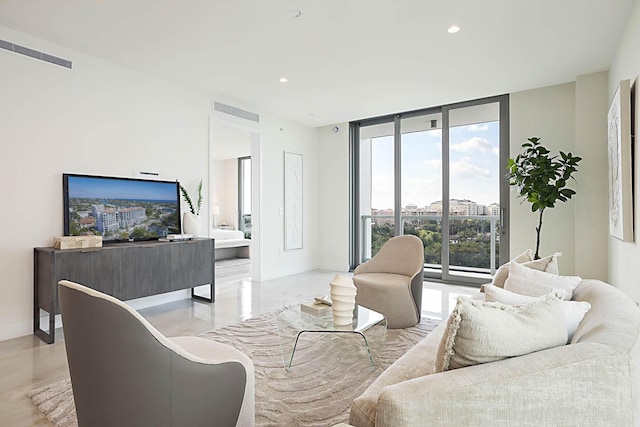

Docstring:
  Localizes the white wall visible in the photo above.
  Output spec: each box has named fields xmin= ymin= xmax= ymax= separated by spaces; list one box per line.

xmin=256 ymin=117 xmax=321 ymax=281
xmin=574 ymin=72 xmax=609 ymax=281
xmin=510 ymin=75 xmax=609 ymax=281
xmin=223 ymin=159 xmax=239 ymax=228
xmin=211 ymin=159 xmax=226 ymax=224
xmin=608 ymin=0 xmax=640 ymax=302
xmin=509 ymin=83 xmax=578 ymax=273
xmin=317 ymin=124 xmax=350 ymax=272
xmin=211 ymin=158 xmax=239 ymax=228
xmin=0 ymin=26 xmax=323 ymax=341
xmin=0 ymin=26 xmax=211 ymax=340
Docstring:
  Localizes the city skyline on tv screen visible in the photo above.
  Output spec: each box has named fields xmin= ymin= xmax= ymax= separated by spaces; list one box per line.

xmin=65 ymin=175 xmax=181 ymax=241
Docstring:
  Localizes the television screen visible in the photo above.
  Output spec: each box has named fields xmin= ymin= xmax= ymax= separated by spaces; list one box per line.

xmin=63 ymin=174 xmax=181 ymax=242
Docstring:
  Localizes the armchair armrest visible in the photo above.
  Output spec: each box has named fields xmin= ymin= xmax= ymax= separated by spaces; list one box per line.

xmin=354 ymin=256 xmax=387 ymax=275
xmin=169 ymin=336 xmax=255 ymax=427
xmin=354 ymin=235 xmax=424 ymax=278
xmin=354 ymin=256 xmax=421 ymax=279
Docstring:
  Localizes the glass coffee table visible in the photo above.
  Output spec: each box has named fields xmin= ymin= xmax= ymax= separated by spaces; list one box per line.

xmin=276 ymin=304 xmax=387 ymax=370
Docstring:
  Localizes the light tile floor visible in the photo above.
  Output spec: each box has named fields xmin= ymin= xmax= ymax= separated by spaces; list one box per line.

xmin=0 ymin=269 xmax=477 ymax=427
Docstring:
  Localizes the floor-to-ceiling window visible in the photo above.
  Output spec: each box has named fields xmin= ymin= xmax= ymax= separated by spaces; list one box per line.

xmin=350 ymin=95 xmax=509 ymax=285
xmin=238 ymin=156 xmax=252 ymax=239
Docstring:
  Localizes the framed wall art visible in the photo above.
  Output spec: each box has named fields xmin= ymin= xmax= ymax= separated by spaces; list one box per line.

xmin=284 ymin=151 xmax=303 ymax=250
xmin=607 ymin=79 xmax=633 ymax=242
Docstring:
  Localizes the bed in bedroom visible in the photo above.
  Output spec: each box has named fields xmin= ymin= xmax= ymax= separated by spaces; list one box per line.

xmin=211 ymin=229 xmax=251 ymax=280
xmin=211 ymin=229 xmax=251 ymax=260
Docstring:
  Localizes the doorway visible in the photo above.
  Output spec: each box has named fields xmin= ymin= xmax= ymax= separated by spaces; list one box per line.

xmin=209 ymin=115 xmax=261 ymax=283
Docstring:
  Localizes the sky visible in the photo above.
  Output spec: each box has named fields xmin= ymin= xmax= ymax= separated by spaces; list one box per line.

xmin=370 ymin=121 xmax=500 ymax=210
xmin=67 ymin=175 xmax=179 ymax=201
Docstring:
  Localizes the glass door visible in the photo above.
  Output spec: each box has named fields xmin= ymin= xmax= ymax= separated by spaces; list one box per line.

xmin=400 ymin=113 xmax=443 ymax=271
xmin=357 ymin=121 xmax=396 ymax=260
xmin=442 ymin=100 xmax=507 ymax=282
xmin=352 ymin=95 xmax=509 ymax=284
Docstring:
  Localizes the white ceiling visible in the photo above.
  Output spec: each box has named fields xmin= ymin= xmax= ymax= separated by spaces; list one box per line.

xmin=0 ymin=0 xmax=633 ymax=127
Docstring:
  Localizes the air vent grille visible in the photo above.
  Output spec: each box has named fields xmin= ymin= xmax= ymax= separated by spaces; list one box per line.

xmin=0 ymin=39 xmax=72 ymax=69
xmin=214 ymin=101 xmax=259 ymax=123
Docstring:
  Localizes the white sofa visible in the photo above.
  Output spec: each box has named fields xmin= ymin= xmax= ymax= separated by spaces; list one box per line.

xmin=349 ymin=279 xmax=640 ymax=426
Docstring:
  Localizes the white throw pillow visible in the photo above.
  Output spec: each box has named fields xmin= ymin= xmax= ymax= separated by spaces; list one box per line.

xmin=491 ymin=251 xmax=561 ymax=288
xmin=503 ymin=260 xmax=581 ymax=300
xmin=434 ymin=293 xmax=568 ymax=372
xmin=484 ymin=284 xmax=591 ymax=341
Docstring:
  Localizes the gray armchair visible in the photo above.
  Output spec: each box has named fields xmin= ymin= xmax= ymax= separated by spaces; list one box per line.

xmin=58 ymin=280 xmax=255 ymax=427
xmin=353 ymin=235 xmax=424 ymax=328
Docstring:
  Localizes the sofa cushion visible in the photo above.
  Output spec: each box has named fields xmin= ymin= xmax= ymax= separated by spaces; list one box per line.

xmin=434 ymin=292 xmax=568 ymax=372
xmin=491 ymin=250 xmax=561 ymax=288
xmin=484 ymin=284 xmax=591 ymax=341
xmin=349 ymin=323 xmax=445 ymax=427
xmin=350 ymin=280 xmax=640 ymax=427
xmin=504 ymin=261 xmax=581 ymax=300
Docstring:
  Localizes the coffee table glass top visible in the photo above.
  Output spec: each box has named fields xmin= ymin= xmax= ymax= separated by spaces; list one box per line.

xmin=275 ymin=304 xmax=387 ymax=370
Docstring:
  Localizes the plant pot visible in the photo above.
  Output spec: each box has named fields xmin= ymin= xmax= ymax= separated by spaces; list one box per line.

xmin=183 ymin=212 xmax=201 ymax=236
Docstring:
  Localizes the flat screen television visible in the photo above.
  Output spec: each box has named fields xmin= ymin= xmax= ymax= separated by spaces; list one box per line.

xmin=63 ymin=173 xmax=181 ymax=242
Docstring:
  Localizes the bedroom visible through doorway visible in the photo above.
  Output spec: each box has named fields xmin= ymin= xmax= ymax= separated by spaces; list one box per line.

xmin=210 ymin=121 xmax=257 ymax=285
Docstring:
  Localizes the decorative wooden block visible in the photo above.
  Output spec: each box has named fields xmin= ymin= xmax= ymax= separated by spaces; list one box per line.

xmin=53 ymin=235 xmax=103 ymax=250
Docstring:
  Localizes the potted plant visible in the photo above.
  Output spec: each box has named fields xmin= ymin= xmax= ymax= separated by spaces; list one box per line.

xmin=180 ymin=179 xmax=202 ymax=235
xmin=507 ymin=137 xmax=581 ymax=259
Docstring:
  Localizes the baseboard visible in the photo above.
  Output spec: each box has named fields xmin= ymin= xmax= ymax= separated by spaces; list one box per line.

xmin=0 ymin=319 xmax=33 ymax=342
xmin=126 ymin=289 xmax=191 ymax=311
xmin=1 ymin=290 xmax=194 ymax=344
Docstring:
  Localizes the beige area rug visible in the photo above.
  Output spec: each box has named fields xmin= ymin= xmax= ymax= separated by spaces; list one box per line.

xmin=29 ymin=310 xmax=440 ymax=426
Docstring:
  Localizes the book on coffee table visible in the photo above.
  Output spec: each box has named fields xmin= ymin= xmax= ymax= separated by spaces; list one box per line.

xmin=300 ymin=301 xmax=331 ymax=316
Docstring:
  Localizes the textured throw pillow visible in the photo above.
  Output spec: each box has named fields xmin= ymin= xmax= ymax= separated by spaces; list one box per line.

xmin=434 ymin=293 xmax=568 ymax=372
xmin=504 ymin=260 xmax=581 ymax=300
xmin=491 ymin=251 xmax=561 ymax=288
xmin=526 ymin=252 xmax=561 ymax=275
xmin=484 ymin=284 xmax=591 ymax=341
xmin=490 ymin=250 xmax=533 ymax=287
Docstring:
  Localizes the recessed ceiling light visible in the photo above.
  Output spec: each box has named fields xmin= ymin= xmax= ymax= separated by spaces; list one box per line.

xmin=279 ymin=77 xmax=288 ymax=83
xmin=448 ymin=25 xmax=460 ymax=34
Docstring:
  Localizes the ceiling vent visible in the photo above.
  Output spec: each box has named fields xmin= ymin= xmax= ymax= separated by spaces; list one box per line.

xmin=0 ymin=39 xmax=72 ymax=69
xmin=214 ymin=101 xmax=259 ymax=123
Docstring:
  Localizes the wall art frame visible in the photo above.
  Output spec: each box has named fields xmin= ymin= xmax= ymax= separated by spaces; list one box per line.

xmin=284 ymin=151 xmax=303 ymax=250
xmin=607 ymin=79 xmax=634 ymax=242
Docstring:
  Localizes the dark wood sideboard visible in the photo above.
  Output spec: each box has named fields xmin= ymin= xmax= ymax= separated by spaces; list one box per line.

xmin=34 ymin=238 xmax=215 ymax=344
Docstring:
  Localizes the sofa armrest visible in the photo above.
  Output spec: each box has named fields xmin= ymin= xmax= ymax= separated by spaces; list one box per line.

xmin=376 ymin=342 xmax=633 ymax=427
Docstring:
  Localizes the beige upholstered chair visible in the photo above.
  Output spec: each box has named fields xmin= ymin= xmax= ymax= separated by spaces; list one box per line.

xmin=58 ymin=280 xmax=255 ymax=427
xmin=353 ymin=235 xmax=424 ymax=328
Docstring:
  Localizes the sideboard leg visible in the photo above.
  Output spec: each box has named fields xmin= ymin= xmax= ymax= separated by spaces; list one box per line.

xmin=191 ymin=283 xmax=214 ymax=303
